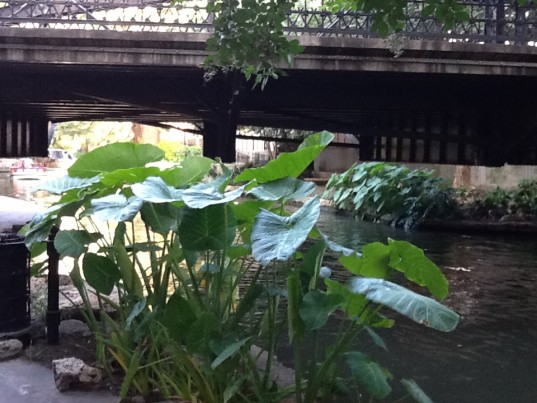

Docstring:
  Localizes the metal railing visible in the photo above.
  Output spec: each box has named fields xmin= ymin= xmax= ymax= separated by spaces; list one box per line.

xmin=0 ymin=0 xmax=535 ymax=44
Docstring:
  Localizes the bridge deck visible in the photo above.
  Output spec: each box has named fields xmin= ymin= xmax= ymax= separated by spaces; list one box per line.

xmin=0 ymin=0 xmax=536 ymax=165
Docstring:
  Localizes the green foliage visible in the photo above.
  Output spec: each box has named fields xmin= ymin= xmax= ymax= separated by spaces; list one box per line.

xmin=514 ymin=179 xmax=537 ymax=215
xmin=324 ymin=162 xmax=459 ymax=228
xmin=172 ymin=0 xmax=304 ymax=88
xmin=24 ymin=133 xmax=457 ymax=402
xmin=51 ymin=121 xmax=134 ymax=152
xmin=158 ymin=140 xmax=201 ymax=163
xmin=469 ymin=179 xmax=537 ymax=219
xmin=172 ymin=0 xmax=485 ymax=86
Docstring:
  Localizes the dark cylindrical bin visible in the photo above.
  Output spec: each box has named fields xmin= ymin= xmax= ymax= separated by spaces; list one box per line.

xmin=0 ymin=233 xmax=30 ymax=332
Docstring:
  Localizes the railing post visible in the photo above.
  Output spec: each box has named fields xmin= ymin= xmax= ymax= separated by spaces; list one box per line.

xmin=46 ymin=226 xmax=60 ymax=344
xmin=514 ymin=2 xmax=527 ymax=45
xmin=484 ymin=0 xmax=496 ymax=41
xmin=496 ymin=0 xmax=505 ymax=42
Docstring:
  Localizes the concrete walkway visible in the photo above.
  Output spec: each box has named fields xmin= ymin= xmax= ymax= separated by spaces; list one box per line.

xmin=0 ymin=358 xmax=119 ymax=403
xmin=0 ymin=196 xmax=44 ymax=232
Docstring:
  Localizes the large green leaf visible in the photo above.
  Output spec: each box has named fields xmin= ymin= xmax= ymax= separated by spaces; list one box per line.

xmin=247 ymin=177 xmax=316 ymax=202
xmin=325 ymin=278 xmax=368 ymax=318
xmin=35 ymin=175 xmax=101 ymax=194
xmin=82 ymin=253 xmax=121 ymax=295
xmin=230 ymin=200 xmax=272 ymax=225
xmin=299 ymin=289 xmax=343 ymax=330
xmin=234 ymin=131 xmax=334 ymax=183
xmin=100 ymin=167 xmax=162 ymax=187
xmin=87 ymin=194 xmax=143 ymax=222
xmin=183 ymin=184 xmax=245 ymax=209
xmin=159 ymin=155 xmax=214 ymax=186
xmin=22 ymin=202 xmax=68 ymax=247
xmin=54 ymin=230 xmax=101 ymax=258
xmin=388 ymin=239 xmax=449 ymax=300
xmin=345 ymin=352 xmax=392 ymax=399
xmin=162 ymin=293 xmax=198 ymax=343
xmin=401 ymin=379 xmax=434 ymax=403
xmin=178 ymin=204 xmax=237 ymax=251
xmin=340 ymin=242 xmax=391 ymax=279
xmin=131 ymin=177 xmax=184 ymax=203
xmin=349 ymin=278 xmax=459 ymax=332
xmin=251 ymin=197 xmax=320 ymax=266
xmin=140 ymin=202 xmax=181 ymax=234
xmin=68 ymin=143 xmax=164 ymax=178
xmin=185 ymin=312 xmax=219 ymax=354
xmin=211 ymin=337 xmax=251 ymax=369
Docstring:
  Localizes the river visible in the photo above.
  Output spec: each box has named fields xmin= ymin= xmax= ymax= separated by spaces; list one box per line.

xmin=314 ymin=208 xmax=537 ymax=403
xmin=1 ymin=173 xmax=536 ymax=402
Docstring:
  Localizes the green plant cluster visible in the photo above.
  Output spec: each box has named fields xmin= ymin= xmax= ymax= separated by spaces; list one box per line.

xmin=24 ymin=134 xmax=458 ymax=402
xmin=158 ymin=140 xmax=202 ymax=163
xmin=469 ymin=179 xmax=537 ymax=219
xmin=323 ymin=162 xmax=459 ymax=228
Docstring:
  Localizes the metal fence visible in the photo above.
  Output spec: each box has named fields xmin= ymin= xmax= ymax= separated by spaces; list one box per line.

xmin=0 ymin=0 xmax=535 ymax=44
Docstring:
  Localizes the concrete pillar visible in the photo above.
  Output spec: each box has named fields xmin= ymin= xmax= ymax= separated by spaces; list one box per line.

xmin=0 ymin=116 xmax=48 ymax=158
xmin=202 ymin=120 xmax=237 ymax=163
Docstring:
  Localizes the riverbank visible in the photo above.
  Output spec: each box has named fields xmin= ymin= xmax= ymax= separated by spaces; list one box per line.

xmin=302 ymin=180 xmax=537 ymax=235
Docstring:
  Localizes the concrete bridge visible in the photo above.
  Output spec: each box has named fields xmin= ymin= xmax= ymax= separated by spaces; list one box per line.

xmin=1 ymin=0 xmax=537 ymax=165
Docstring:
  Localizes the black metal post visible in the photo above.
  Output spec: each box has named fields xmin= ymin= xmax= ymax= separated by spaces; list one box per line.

xmin=46 ymin=226 xmax=60 ymax=344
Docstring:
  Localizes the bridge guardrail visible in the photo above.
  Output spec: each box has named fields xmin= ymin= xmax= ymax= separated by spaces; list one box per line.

xmin=0 ymin=0 xmax=535 ymax=45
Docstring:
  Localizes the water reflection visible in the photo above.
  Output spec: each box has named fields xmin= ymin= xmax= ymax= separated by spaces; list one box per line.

xmin=0 ymin=172 xmax=57 ymax=205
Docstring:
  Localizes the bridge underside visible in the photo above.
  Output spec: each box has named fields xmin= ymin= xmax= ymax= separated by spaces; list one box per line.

xmin=1 ymin=62 xmax=536 ymax=166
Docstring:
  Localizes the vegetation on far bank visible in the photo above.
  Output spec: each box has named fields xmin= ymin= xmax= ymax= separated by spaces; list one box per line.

xmin=323 ymin=162 xmax=537 ymax=228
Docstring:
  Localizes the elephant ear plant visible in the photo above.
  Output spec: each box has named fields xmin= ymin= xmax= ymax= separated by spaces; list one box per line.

xmin=23 ymin=133 xmax=459 ymax=402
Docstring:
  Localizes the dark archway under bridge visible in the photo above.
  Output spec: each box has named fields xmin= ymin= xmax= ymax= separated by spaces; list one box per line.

xmin=1 ymin=29 xmax=537 ymax=166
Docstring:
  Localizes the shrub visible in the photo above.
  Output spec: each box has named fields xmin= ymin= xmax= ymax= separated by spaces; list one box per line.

xmin=324 ymin=162 xmax=459 ymax=228
xmin=513 ymin=179 xmax=537 ymax=215
xmin=158 ymin=140 xmax=201 ymax=162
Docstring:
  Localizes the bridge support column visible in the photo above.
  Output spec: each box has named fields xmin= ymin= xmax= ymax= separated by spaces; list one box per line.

xmin=0 ymin=116 xmax=49 ymax=158
xmin=201 ymin=71 xmax=244 ymax=163
xmin=202 ymin=120 xmax=237 ymax=163
xmin=357 ymin=130 xmax=375 ymax=161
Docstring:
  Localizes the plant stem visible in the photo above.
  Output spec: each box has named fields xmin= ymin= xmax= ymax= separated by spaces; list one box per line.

xmin=304 ymin=323 xmax=363 ymax=402
xmin=293 ymin=337 xmax=303 ymax=403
